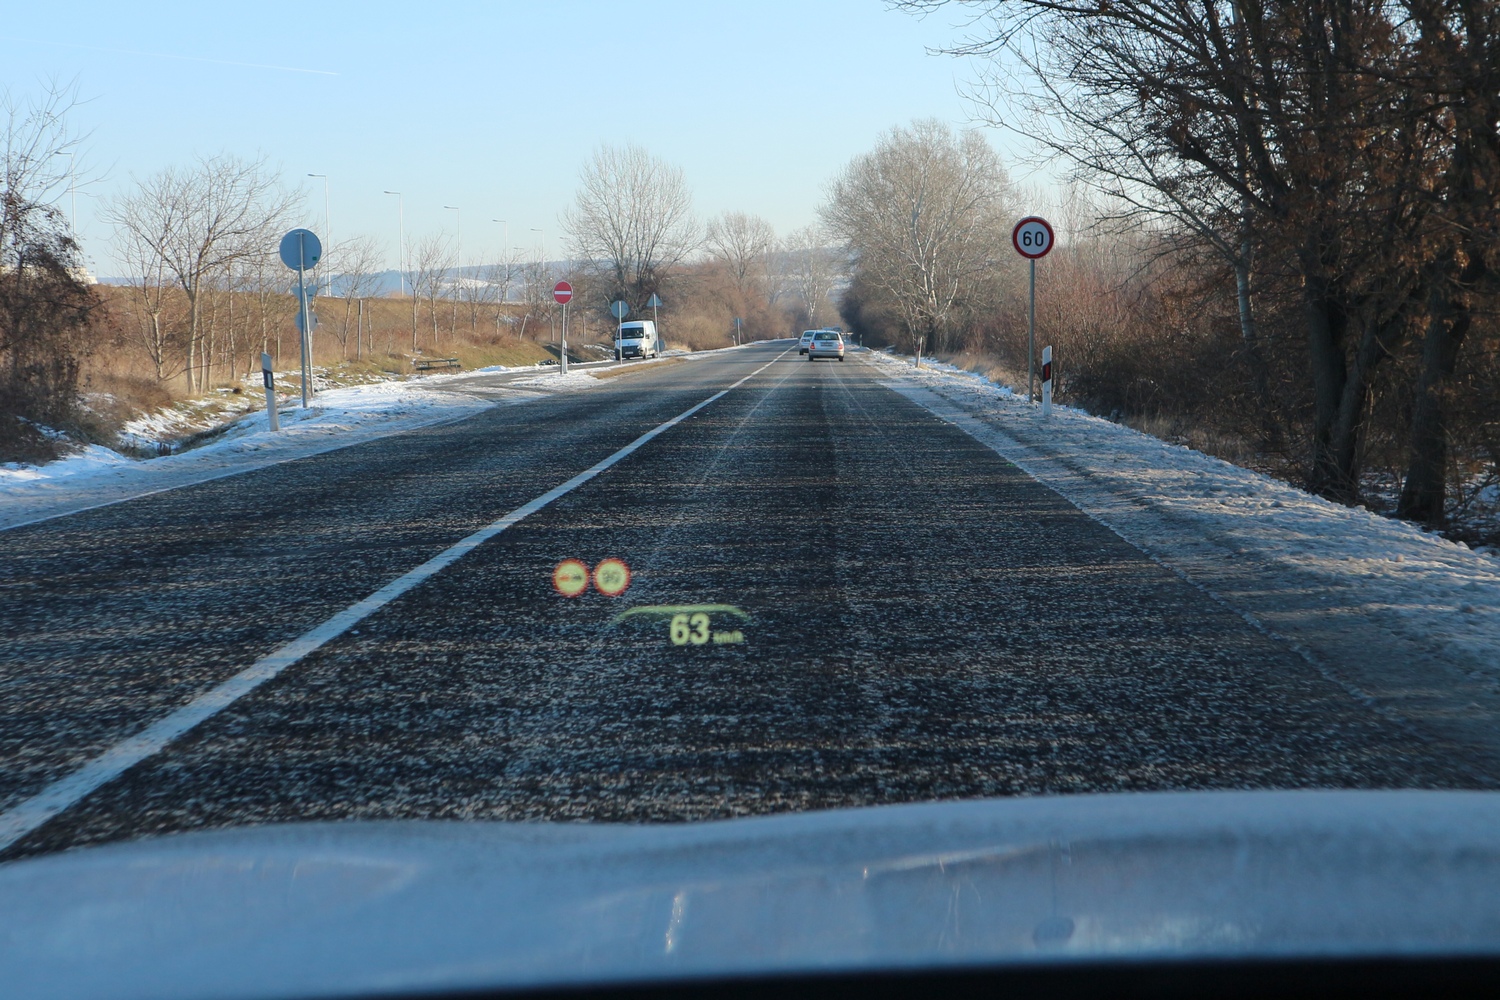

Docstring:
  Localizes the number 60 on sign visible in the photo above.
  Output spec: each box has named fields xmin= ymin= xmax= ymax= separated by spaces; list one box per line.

xmin=1012 ymin=217 xmax=1054 ymax=259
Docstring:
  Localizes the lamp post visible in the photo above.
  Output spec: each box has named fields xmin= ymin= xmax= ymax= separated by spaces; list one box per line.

xmin=308 ymin=173 xmax=329 ymax=294
xmin=383 ymin=191 xmax=404 ymax=296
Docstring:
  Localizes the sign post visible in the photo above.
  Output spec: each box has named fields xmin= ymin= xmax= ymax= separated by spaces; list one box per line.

xmin=646 ymin=292 xmax=662 ymax=332
xmin=260 ymin=352 xmax=279 ymax=432
xmin=553 ymin=281 xmax=573 ymax=375
xmin=610 ymin=300 xmax=630 ymax=360
xmin=278 ymin=228 xmax=323 ymax=409
xmin=1012 ymin=216 xmax=1054 ymax=405
xmin=1042 ymin=345 xmax=1053 ymax=417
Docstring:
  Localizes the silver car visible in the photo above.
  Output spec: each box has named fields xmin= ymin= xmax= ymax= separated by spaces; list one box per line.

xmin=797 ymin=330 xmax=820 ymax=354
xmin=807 ymin=330 xmax=846 ymax=361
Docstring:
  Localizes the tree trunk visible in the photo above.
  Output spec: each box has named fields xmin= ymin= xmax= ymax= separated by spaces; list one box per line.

xmin=184 ymin=285 xmax=201 ymax=393
xmin=1301 ymin=246 xmax=1354 ymax=500
xmin=1398 ymin=252 xmax=1480 ymax=524
xmin=1325 ymin=312 xmax=1405 ymax=504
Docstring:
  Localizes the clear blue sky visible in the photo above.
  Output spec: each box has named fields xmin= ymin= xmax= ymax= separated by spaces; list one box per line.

xmin=2 ymin=1 xmax=1030 ymax=272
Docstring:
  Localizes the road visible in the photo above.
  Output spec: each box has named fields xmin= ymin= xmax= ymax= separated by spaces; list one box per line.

xmin=0 ymin=342 xmax=1485 ymax=860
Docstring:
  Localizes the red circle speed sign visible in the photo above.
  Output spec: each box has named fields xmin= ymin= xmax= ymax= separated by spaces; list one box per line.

xmin=552 ymin=280 xmax=573 ymax=304
xmin=1012 ymin=217 xmax=1055 ymax=259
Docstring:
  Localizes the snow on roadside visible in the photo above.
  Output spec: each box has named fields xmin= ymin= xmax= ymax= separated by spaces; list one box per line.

xmin=863 ymin=349 xmax=1500 ymax=676
xmin=0 ymin=372 xmax=593 ymax=531
xmin=501 ymin=370 xmax=604 ymax=391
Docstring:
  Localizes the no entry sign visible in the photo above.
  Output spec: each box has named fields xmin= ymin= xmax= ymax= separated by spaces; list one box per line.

xmin=552 ymin=280 xmax=573 ymax=304
xmin=1012 ymin=217 xmax=1054 ymax=259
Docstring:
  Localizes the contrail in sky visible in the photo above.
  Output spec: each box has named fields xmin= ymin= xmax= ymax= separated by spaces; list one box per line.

xmin=5 ymin=36 xmax=338 ymax=76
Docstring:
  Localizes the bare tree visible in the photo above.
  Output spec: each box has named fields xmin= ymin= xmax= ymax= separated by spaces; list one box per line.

xmin=0 ymin=82 xmax=97 ymax=461
xmin=705 ymin=211 xmax=776 ymax=300
xmin=246 ymin=249 xmax=296 ymax=365
xmin=1395 ymin=0 xmax=1500 ymax=522
xmin=465 ymin=254 xmax=520 ymax=334
xmin=408 ymin=233 xmax=455 ymax=351
xmin=104 ymin=154 xmax=300 ymax=391
xmin=325 ymin=234 xmax=385 ymax=356
xmin=561 ymin=143 xmax=699 ymax=314
xmin=0 ymin=81 xmax=86 ymax=250
xmin=517 ymin=256 xmax=555 ymax=342
xmin=903 ymin=0 xmax=1444 ymax=503
xmin=114 ymin=201 xmax=181 ymax=383
xmin=781 ymin=225 xmax=840 ymax=330
xmin=821 ymin=119 xmax=1011 ymax=360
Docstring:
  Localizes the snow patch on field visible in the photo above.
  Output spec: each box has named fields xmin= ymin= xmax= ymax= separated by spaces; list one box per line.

xmin=0 ymin=374 xmax=585 ymax=531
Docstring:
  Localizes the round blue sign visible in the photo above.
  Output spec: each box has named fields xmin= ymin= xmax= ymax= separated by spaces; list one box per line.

xmin=279 ymin=229 xmax=323 ymax=270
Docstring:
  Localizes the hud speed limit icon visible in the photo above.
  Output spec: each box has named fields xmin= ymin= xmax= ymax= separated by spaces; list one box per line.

xmin=1012 ymin=216 xmax=1054 ymax=259
xmin=593 ymin=558 xmax=631 ymax=597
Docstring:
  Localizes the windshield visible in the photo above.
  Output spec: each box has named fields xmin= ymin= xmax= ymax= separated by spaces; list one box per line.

xmin=3 ymin=2 xmax=1500 ymax=997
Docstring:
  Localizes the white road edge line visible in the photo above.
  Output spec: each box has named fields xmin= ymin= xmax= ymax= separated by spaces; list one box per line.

xmin=0 ymin=349 xmax=791 ymax=854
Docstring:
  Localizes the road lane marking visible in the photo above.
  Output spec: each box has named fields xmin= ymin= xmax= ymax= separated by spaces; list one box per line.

xmin=0 ymin=345 xmax=760 ymax=535
xmin=0 ymin=349 xmax=791 ymax=854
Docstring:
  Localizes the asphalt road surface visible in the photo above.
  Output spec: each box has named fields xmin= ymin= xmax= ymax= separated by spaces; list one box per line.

xmin=0 ymin=342 xmax=1486 ymax=860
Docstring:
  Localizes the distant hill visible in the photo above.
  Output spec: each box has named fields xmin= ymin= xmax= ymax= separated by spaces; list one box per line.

xmin=98 ymin=262 xmax=562 ymax=301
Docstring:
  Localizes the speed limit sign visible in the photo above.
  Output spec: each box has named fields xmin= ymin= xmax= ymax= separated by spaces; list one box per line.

xmin=1012 ymin=216 xmax=1054 ymax=259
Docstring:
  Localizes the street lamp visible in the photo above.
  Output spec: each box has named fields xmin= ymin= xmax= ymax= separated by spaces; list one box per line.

xmin=308 ymin=173 xmax=329 ymax=294
xmin=383 ymin=191 xmax=404 ymax=296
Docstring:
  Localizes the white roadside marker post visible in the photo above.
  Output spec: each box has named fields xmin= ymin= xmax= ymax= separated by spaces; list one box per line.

xmin=1042 ymin=345 xmax=1053 ymax=418
xmin=261 ymin=352 xmax=279 ymax=432
xmin=1012 ymin=216 xmax=1054 ymax=406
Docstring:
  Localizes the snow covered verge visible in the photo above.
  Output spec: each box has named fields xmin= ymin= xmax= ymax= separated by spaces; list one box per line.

xmin=0 ymin=367 xmax=600 ymax=532
xmin=864 ymin=349 xmax=1500 ymax=772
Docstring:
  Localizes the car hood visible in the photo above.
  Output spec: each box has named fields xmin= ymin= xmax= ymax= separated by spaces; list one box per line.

xmin=4 ymin=790 xmax=1500 ymax=999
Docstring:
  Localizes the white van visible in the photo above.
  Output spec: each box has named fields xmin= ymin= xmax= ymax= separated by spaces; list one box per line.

xmin=615 ymin=321 xmax=661 ymax=360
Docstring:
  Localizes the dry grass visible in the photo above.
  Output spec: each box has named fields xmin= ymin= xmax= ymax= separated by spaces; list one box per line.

xmin=940 ymin=350 xmax=1026 ymax=394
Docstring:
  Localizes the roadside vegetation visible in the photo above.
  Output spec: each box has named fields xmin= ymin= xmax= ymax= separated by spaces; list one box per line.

xmin=832 ymin=1 xmax=1500 ymax=546
xmin=0 ymin=86 xmax=98 ymax=464
xmin=1 ymin=103 xmax=833 ymax=464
